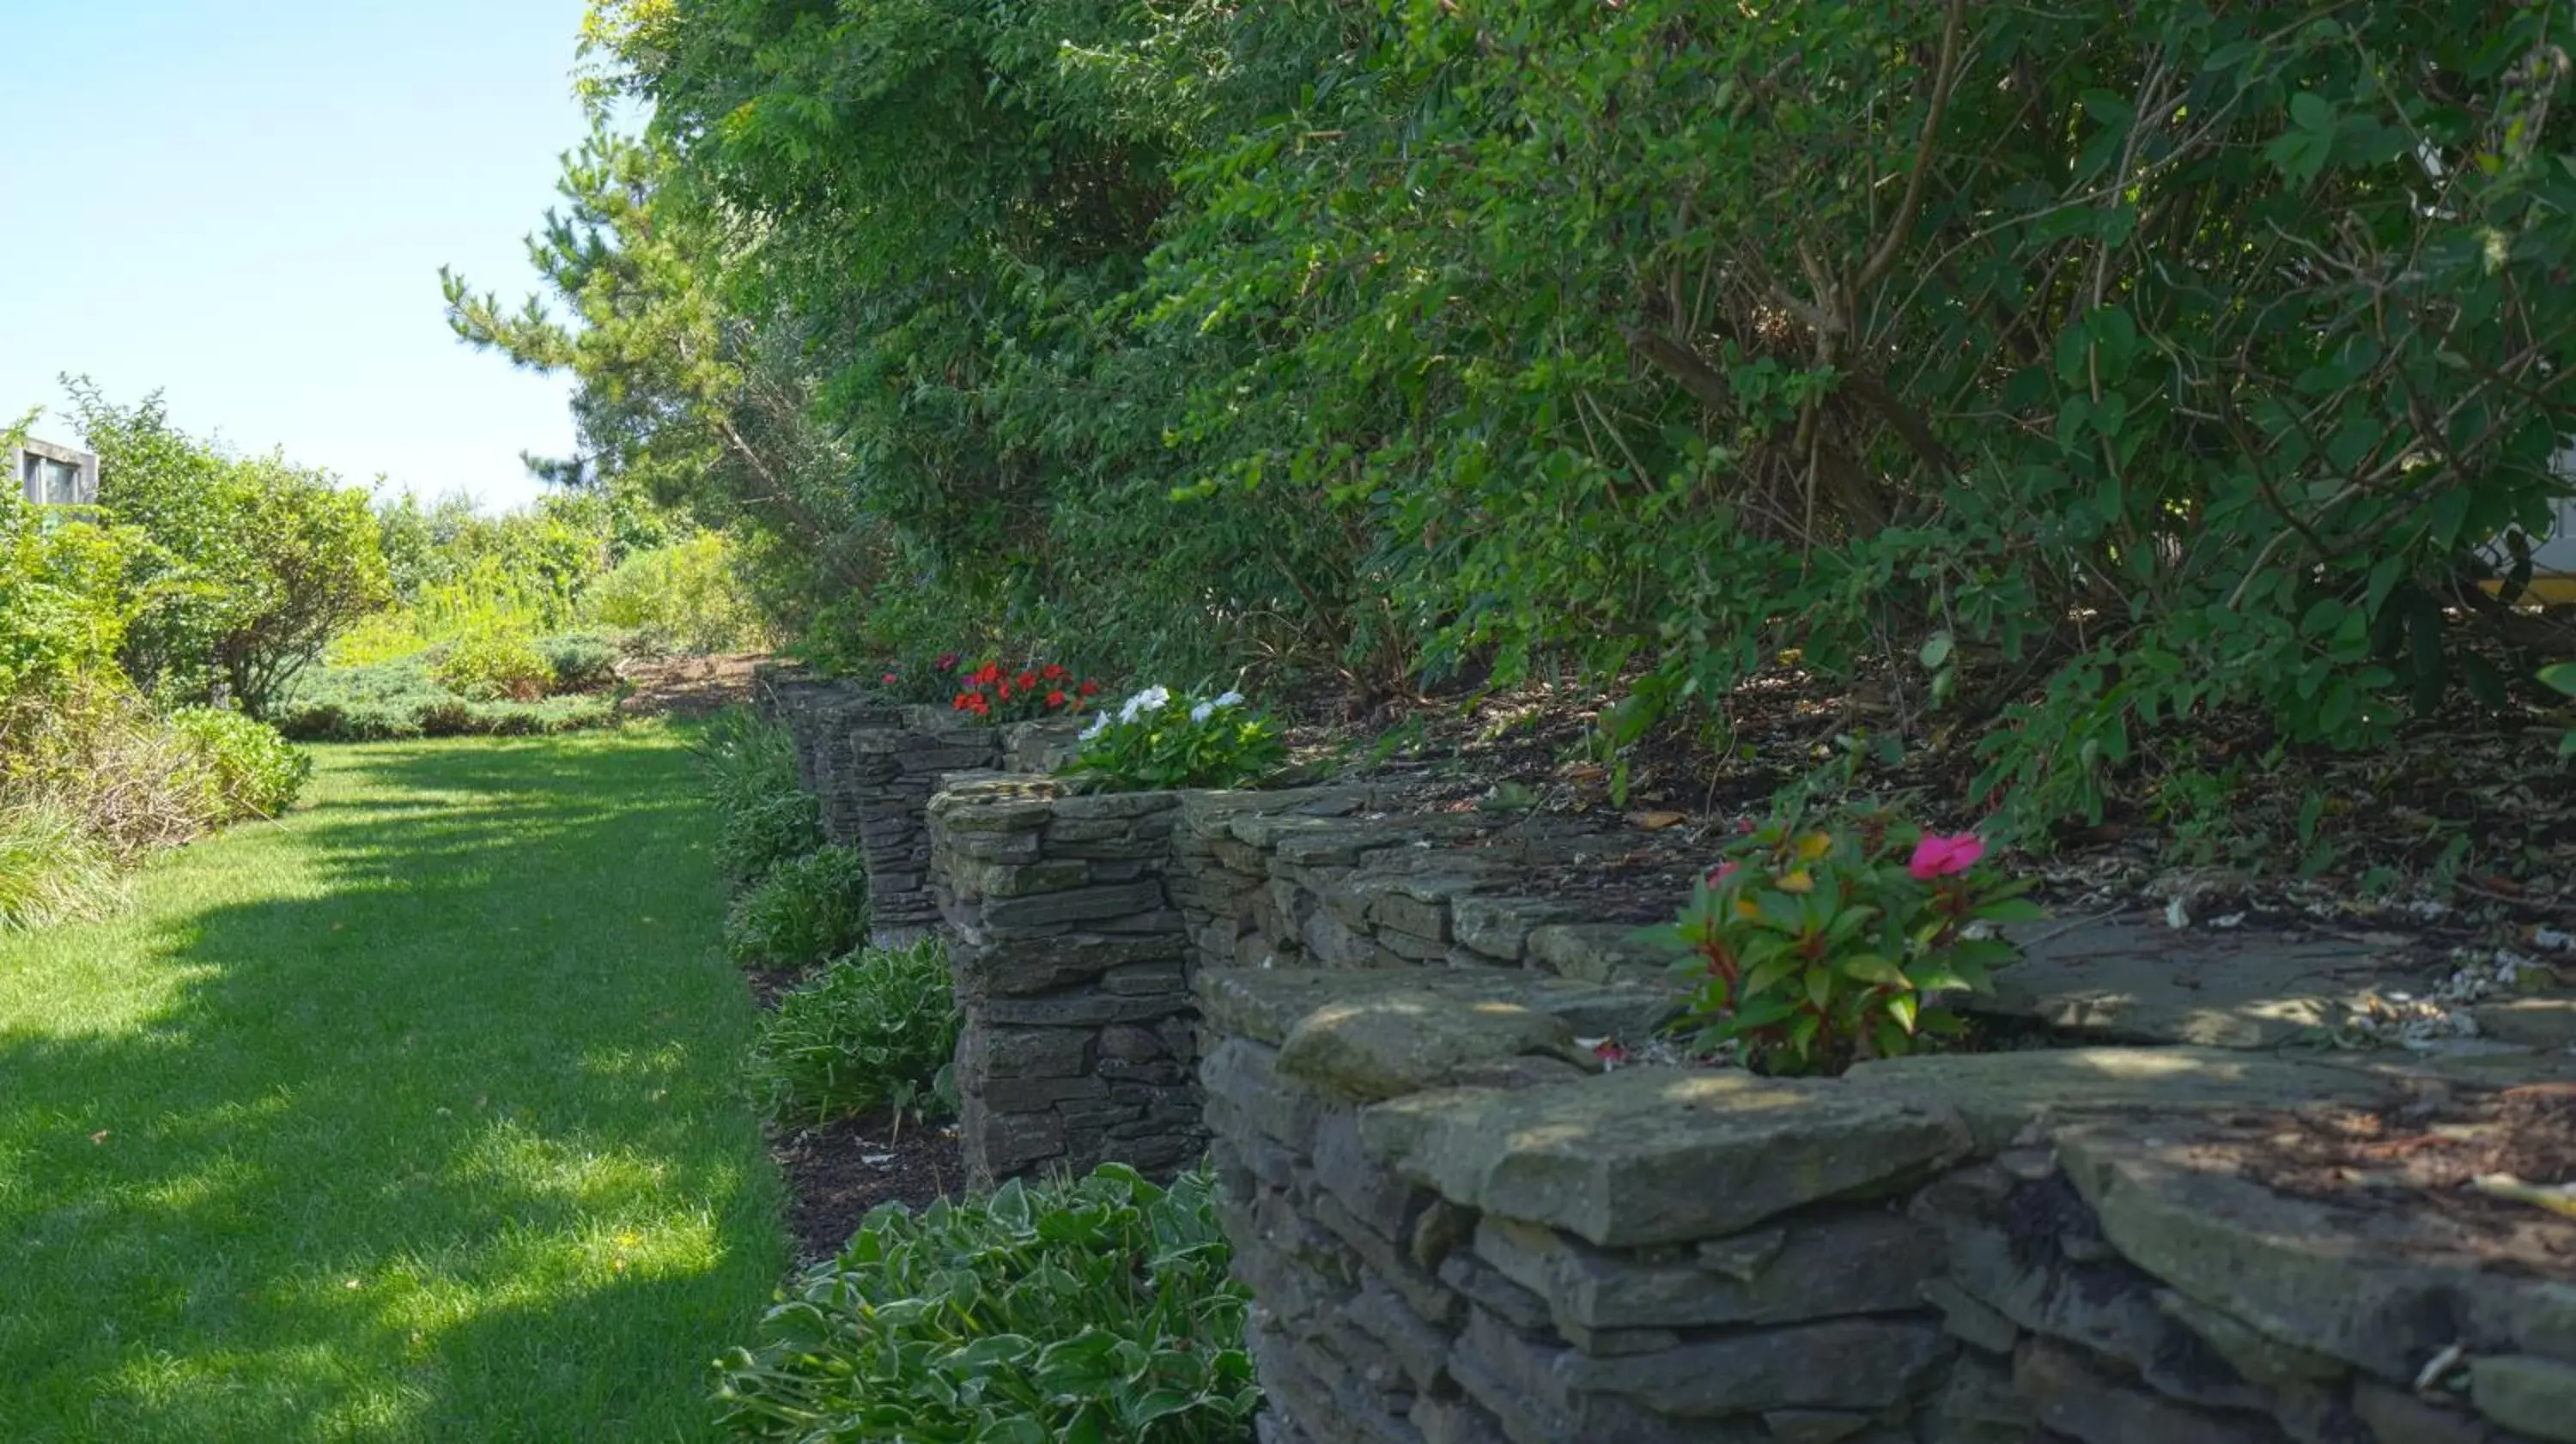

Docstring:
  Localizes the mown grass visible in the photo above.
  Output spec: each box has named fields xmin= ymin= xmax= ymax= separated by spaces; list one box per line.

xmin=0 ymin=728 xmax=787 ymax=1442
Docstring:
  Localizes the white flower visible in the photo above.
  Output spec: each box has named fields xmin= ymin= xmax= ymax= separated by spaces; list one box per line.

xmin=1080 ymin=712 xmax=1109 ymax=741
xmin=1188 ymin=690 xmax=1246 ymax=725
xmin=1117 ymin=685 xmax=1171 ymax=723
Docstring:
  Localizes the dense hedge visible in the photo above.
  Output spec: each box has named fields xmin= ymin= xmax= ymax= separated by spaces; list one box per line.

xmin=477 ymin=0 xmax=2576 ymax=830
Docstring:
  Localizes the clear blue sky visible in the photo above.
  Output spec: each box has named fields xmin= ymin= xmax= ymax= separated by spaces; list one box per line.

xmin=0 ymin=1 xmax=597 ymax=513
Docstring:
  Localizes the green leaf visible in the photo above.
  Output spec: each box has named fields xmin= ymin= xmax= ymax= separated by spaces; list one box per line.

xmin=2542 ymin=663 xmax=2576 ymax=698
xmin=1838 ymin=953 xmax=1909 ymax=988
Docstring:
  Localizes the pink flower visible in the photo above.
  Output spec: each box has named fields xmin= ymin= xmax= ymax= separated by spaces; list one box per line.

xmin=1704 ymin=860 xmax=1741 ymax=887
xmin=1592 ymin=1040 xmax=1627 ymax=1065
xmin=882 ymin=672 xmax=900 ymax=684
xmin=1909 ymin=833 xmax=1985 ymax=881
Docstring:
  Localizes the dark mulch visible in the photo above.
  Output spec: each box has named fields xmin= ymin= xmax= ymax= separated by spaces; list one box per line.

xmin=771 ymin=1109 xmax=966 ymax=1265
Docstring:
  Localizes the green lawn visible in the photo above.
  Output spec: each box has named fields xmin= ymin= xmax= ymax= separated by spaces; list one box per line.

xmin=0 ymin=728 xmax=787 ymax=1442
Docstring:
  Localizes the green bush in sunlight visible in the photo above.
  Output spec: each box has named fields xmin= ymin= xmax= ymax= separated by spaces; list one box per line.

xmin=714 ymin=1164 xmax=1255 ymax=1442
xmin=584 ymin=533 xmax=772 ymax=655
xmin=723 ymin=844 xmax=867 ymax=970
xmin=170 ymin=707 xmax=312 ymax=822
xmin=690 ymin=706 xmax=824 ymax=891
xmin=0 ymin=799 xmax=125 ymax=931
xmin=748 ymin=938 xmax=957 ymax=1126
xmin=433 ymin=629 xmax=556 ymax=702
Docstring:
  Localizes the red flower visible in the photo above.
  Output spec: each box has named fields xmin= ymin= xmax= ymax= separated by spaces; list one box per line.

xmin=882 ymin=672 xmax=900 ymax=684
xmin=998 ymin=681 xmax=1014 ymax=701
xmin=973 ymin=663 xmax=1002 ymax=686
xmin=1047 ymin=689 xmax=1067 ymax=707
xmin=1078 ymin=680 xmax=1101 ymax=697
xmin=1042 ymin=664 xmax=1067 ymax=681
xmin=952 ymin=692 xmax=975 ymax=711
xmin=1908 ymin=833 xmax=1986 ymax=881
xmin=1016 ymin=670 xmax=1037 ymax=691
xmin=1704 ymin=860 xmax=1741 ymax=887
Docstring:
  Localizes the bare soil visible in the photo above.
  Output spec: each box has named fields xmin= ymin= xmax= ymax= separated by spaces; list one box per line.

xmin=770 ymin=1108 xmax=965 ymax=1265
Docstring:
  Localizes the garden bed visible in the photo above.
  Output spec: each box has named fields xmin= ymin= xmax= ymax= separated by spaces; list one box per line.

xmin=770 ymin=1109 xmax=963 ymax=1264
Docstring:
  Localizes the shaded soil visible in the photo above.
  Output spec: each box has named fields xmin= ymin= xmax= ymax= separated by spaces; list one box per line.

xmin=771 ymin=1108 xmax=966 ymax=1265
xmin=622 ymin=652 xmax=766 ymax=718
xmin=2236 ymin=1082 xmax=2576 ymax=1261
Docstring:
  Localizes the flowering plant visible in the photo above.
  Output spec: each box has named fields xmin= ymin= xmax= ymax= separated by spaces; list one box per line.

xmin=1668 ymin=804 xmax=2039 ymax=1075
xmin=1059 ymin=687 xmax=1286 ymax=792
xmin=946 ymin=659 xmax=1103 ymax=723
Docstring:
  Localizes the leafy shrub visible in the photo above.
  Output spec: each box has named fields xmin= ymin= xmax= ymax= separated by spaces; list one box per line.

xmin=750 ymin=939 xmax=958 ymax=1125
xmin=274 ymin=658 xmax=617 ymax=741
xmin=714 ymin=1164 xmax=1257 ymax=1443
xmin=0 ymin=800 xmax=125 ymax=932
xmin=690 ymin=706 xmax=825 ymax=889
xmin=168 ymin=707 xmax=311 ymax=821
xmin=584 ymin=532 xmax=771 ymax=654
xmin=536 ymin=630 xmax=623 ymax=692
xmin=432 ymin=629 xmax=554 ymax=701
xmin=1670 ymin=806 xmax=2038 ymax=1076
xmin=74 ymin=382 xmax=392 ymax=716
xmin=1063 ymin=688 xmax=1285 ymax=792
xmin=0 ymin=496 xmax=144 ymax=699
xmin=724 ymin=844 xmax=868 ymax=968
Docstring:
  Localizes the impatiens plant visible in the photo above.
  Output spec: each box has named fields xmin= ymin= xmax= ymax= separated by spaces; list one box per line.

xmin=1060 ymin=687 xmax=1286 ymax=792
xmin=1668 ymin=805 xmax=2039 ymax=1076
xmin=949 ymin=659 xmax=1103 ymax=722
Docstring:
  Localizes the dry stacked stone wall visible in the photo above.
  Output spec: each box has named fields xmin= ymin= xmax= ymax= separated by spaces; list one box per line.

xmin=758 ymin=667 xmax=1079 ymax=945
xmin=929 ymin=777 xmax=1205 ymax=1188
xmin=761 ymin=682 xmax=2573 ymax=1444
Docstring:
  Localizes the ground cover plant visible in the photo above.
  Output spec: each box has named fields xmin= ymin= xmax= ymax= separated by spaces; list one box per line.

xmin=749 ymin=938 xmax=957 ymax=1126
xmin=272 ymin=654 xmax=619 ymax=741
xmin=723 ymin=844 xmax=869 ymax=970
xmin=0 ymin=729 xmax=787 ymax=1441
xmin=713 ymin=1164 xmax=1256 ymax=1443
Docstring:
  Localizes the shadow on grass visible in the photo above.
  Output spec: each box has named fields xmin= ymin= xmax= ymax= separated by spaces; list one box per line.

xmin=0 ymin=732 xmax=785 ymax=1444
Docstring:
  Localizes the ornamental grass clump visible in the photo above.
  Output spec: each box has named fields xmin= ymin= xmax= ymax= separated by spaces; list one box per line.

xmin=1060 ymin=687 xmax=1285 ymax=792
xmin=714 ymin=1164 xmax=1257 ymax=1444
xmin=1671 ymin=805 xmax=2039 ymax=1075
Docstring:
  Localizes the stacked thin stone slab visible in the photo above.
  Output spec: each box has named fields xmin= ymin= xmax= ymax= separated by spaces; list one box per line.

xmin=1200 ymin=962 xmax=2571 ymax=1444
xmin=930 ymin=777 xmax=1205 ymax=1187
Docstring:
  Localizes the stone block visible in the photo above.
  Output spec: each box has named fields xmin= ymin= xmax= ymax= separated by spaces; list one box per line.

xmin=978 ymin=1074 xmax=1109 ymax=1111
xmin=1279 ymin=991 xmax=1578 ymax=1104
xmin=980 ymin=1026 xmax=1092 ymax=1078
xmin=2473 ymin=1356 xmax=2576 ymax=1443
xmin=981 ymin=992 xmax=1193 ymax=1027
xmin=981 ymin=881 xmax=1168 ymax=934
xmin=2012 ymin=1338 xmax=2287 ymax=1444
xmin=1470 ymin=1209 xmax=1942 ymax=1332
xmin=1451 ymin=898 xmax=1574 ymax=964
xmin=1361 ymin=1066 xmax=1972 ymax=1248
xmin=1203 ymin=1037 xmax=1324 ymax=1151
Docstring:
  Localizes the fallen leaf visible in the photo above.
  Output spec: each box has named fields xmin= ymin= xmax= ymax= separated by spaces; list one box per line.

xmin=89 ymin=1130 xmax=110 ymax=1145
xmin=1625 ymin=810 xmax=1687 ymax=830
